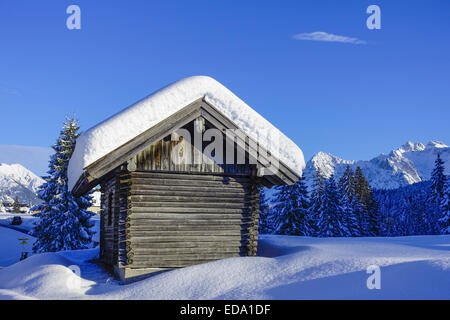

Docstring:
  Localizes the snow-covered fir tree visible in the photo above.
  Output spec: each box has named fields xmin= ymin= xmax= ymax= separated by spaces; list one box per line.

xmin=317 ymin=175 xmax=348 ymax=237
xmin=32 ymin=117 xmax=95 ymax=253
xmin=354 ymin=167 xmax=378 ymax=236
xmin=307 ymin=169 xmax=326 ymax=236
xmin=272 ymin=178 xmax=310 ymax=236
xmin=430 ymin=154 xmax=447 ymax=203
xmin=440 ymin=181 xmax=449 ymax=234
xmin=374 ymin=181 xmax=439 ymax=236
xmin=258 ymin=187 xmax=275 ymax=234
xmin=338 ymin=166 xmax=360 ymax=237
xmin=430 ymin=153 xmax=448 ymax=234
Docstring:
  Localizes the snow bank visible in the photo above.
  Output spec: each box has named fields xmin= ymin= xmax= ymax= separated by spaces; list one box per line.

xmin=68 ymin=76 xmax=305 ymax=190
xmin=1 ymin=235 xmax=449 ymax=300
xmin=0 ymin=249 xmax=99 ymax=299
xmin=0 ymin=226 xmax=36 ymax=267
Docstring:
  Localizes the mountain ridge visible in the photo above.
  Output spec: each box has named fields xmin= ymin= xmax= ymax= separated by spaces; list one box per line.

xmin=304 ymin=141 xmax=450 ymax=190
xmin=0 ymin=163 xmax=44 ymax=206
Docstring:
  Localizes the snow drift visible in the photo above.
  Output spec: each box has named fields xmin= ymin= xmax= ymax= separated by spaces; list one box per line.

xmin=68 ymin=76 xmax=305 ymax=190
xmin=1 ymin=235 xmax=448 ymax=300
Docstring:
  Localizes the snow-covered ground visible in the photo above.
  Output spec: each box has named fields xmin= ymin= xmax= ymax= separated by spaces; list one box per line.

xmin=0 ymin=213 xmax=100 ymax=262
xmin=0 ymin=213 xmax=37 ymax=233
xmin=0 ymin=234 xmax=448 ymax=300
xmin=0 ymin=226 xmax=35 ymax=267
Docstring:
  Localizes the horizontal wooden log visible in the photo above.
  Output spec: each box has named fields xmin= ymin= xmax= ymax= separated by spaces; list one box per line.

xmin=122 ymin=183 xmax=249 ymax=192
xmin=127 ymin=224 xmax=250 ymax=232
xmin=125 ymin=190 xmax=248 ymax=198
xmin=125 ymin=230 xmax=255 ymax=237
xmin=127 ymin=247 xmax=247 ymax=255
xmin=125 ymin=240 xmax=254 ymax=250
xmin=126 ymin=207 xmax=249 ymax=214
xmin=129 ymin=178 xmax=249 ymax=188
xmin=126 ymin=212 xmax=254 ymax=220
xmin=127 ymin=235 xmax=256 ymax=243
xmin=128 ymin=195 xmax=250 ymax=203
xmin=127 ymin=260 xmax=223 ymax=268
xmin=128 ymin=201 xmax=249 ymax=209
xmin=120 ymin=219 xmax=255 ymax=227
xmin=128 ymin=253 xmax=241 ymax=261
xmin=130 ymin=171 xmax=250 ymax=182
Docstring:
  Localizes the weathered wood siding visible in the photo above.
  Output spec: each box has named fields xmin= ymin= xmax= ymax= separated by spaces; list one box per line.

xmin=129 ymin=119 xmax=252 ymax=175
xmin=100 ymin=167 xmax=128 ymax=267
xmin=100 ymin=118 xmax=263 ymax=272
xmin=121 ymin=171 xmax=259 ymax=268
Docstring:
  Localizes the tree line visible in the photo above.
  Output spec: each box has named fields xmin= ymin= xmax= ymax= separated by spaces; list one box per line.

xmin=260 ymin=155 xmax=449 ymax=237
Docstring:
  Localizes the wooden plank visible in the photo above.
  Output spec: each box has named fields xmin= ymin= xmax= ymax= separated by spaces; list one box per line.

xmin=127 ymin=224 xmax=249 ymax=231
xmin=128 ymin=259 xmax=237 ymax=268
xmin=128 ymin=194 xmax=249 ymax=202
xmin=125 ymin=240 xmax=251 ymax=249
xmin=128 ymin=202 xmax=248 ymax=209
xmin=121 ymin=219 xmax=255 ymax=226
xmin=126 ymin=230 xmax=252 ymax=237
xmin=126 ymin=210 xmax=251 ymax=218
xmin=124 ymin=184 xmax=249 ymax=193
xmin=130 ymin=177 xmax=249 ymax=188
xmin=129 ymin=253 xmax=241 ymax=261
xmin=129 ymin=247 xmax=246 ymax=255
xmin=130 ymin=171 xmax=250 ymax=182
xmin=127 ymin=235 xmax=251 ymax=242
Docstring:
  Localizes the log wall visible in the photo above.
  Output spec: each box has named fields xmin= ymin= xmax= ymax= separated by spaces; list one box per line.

xmin=100 ymin=120 xmax=262 ymax=272
xmin=100 ymin=166 xmax=129 ymax=267
xmin=119 ymin=171 xmax=259 ymax=269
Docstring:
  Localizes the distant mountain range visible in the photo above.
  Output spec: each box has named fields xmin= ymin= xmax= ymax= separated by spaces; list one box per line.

xmin=304 ymin=141 xmax=450 ymax=190
xmin=0 ymin=163 xmax=44 ymax=206
xmin=0 ymin=141 xmax=449 ymax=205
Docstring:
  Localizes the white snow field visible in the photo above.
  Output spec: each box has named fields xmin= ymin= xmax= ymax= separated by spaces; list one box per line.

xmin=0 ymin=235 xmax=448 ymax=300
xmin=0 ymin=226 xmax=35 ymax=267
xmin=0 ymin=214 xmax=37 ymax=233
xmin=68 ymin=76 xmax=305 ymax=190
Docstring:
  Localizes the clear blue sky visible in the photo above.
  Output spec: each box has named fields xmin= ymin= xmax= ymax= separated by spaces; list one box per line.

xmin=1 ymin=0 xmax=449 ymax=163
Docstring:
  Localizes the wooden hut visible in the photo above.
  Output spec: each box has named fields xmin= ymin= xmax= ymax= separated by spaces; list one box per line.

xmin=69 ymin=76 xmax=304 ymax=283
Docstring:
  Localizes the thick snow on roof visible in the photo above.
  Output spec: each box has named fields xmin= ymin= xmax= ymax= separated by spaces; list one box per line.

xmin=68 ymin=76 xmax=305 ymax=190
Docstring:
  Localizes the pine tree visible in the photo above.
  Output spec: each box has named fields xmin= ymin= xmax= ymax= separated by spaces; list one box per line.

xmin=307 ymin=169 xmax=326 ymax=236
xmin=32 ymin=117 xmax=95 ymax=253
xmin=259 ymin=188 xmax=274 ymax=234
xmin=272 ymin=178 xmax=310 ymax=236
xmin=354 ymin=167 xmax=379 ymax=236
xmin=431 ymin=154 xmax=447 ymax=202
xmin=439 ymin=181 xmax=449 ymax=234
xmin=317 ymin=175 xmax=348 ymax=237
xmin=338 ymin=165 xmax=360 ymax=236
xmin=429 ymin=154 xmax=447 ymax=234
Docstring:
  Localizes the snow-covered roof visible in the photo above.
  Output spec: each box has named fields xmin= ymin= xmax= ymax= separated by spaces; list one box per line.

xmin=68 ymin=76 xmax=305 ymax=191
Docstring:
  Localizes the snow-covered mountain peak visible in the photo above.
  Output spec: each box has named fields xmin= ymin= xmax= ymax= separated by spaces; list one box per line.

xmin=426 ymin=141 xmax=448 ymax=149
xmin=396 ymin=142 xmax=426 ymax=154
xmin=0 ymin=163 xmax=44 ymax=205
xmin=305 ymin=141 xmax=450 ymax=190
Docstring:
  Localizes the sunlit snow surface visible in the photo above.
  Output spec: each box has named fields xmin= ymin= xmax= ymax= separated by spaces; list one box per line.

xmin=0 ymin=233 xmax=448 ymax=300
